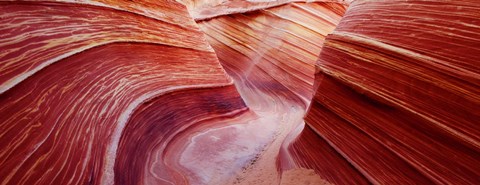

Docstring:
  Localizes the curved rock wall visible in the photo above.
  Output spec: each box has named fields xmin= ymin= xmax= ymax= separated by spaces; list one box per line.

xmin=1 ymin=0 xmax=479 ymax=184
xmin=0 ymin=1 xmax=247 ymax=185
xmin=181 ymin=0 xmax=351 ymax=20
xmin=299 ymin=0 xmax=480 ymax=184
xmin=196 ymin=2 xmax=349 ymax=184
xmin=198 ymin=2 xmax=347 ymax=108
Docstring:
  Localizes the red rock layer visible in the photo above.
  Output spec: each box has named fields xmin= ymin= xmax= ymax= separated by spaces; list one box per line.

xmin=115 ymin=85 xmax=246 ymax=185
xmin=284 ymin=125 xmax=369 ymax=184
xmin=197 ymin=2 xmax=349 ymax=184
xmin=297 ymin=0 xmax=480 ymax=184
xmin=181 ymin=0 xmax=350 ymax=21
xmin=0 ymin=1 xmax=247 ymax=185
xmin=2 ymin=0 xmax=478 ymax=184
xmin=198 ymin=2 xmax=347 ymax=108
xmin=0 ymin=1 xmax=209 ymax=94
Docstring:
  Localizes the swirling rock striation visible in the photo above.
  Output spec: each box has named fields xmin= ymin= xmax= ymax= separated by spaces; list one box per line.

xmin=0 ymin=1 xmax=207 ymax=94
xmin=298 ymin=0 xmax=480 ymax=184
xmin=1 ymin=0 xmax=479 ymax=184
xmin=196 ymin=2 xmax=349 ymax=184
xmin=0 ymin=1 xmax=248 ymax=185
xmin=181 ymin=0 xmax=351 ymax=21
xmin=197 ymin=2 xmax=347 ymax=108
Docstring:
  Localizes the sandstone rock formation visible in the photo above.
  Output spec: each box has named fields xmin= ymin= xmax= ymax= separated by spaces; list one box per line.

xmin=0 ymin=0 xmax=478 ymax=185
xmin=296 ymin=0 xmax=480 ymax=184
xmin=0 ymin=1 xmax=246 ymax=184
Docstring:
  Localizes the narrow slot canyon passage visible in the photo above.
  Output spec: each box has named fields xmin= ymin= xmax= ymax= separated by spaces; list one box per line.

xmin=0 ymin=1 xmax=479 ymax=185
xmin=175 ymin=2 xmax=348 ymax=184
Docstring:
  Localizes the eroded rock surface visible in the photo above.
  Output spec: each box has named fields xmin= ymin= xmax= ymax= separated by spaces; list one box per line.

xmin=299 ymin=0 xmax=480 ymax=184
xmin=0 ymin=0 xmax=479 ymax=185
xmin=0 ymin=1 xmax=247 ymax=184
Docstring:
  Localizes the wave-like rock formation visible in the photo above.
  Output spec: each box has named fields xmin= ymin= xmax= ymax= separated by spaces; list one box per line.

xmin=197 ymin=2 xmax=347 ymax=106
xmin=195 ymin=2 xmax=347 ymax=184
xmin=181 ymin=0 xmax=351 ymax=20
xmin=295 ymin=0 xmax=480 ymax=184
xmin=0 ymin=1 xmax=250 ymax=184
xmin=1 ymin=0 xmax=479 ymax=185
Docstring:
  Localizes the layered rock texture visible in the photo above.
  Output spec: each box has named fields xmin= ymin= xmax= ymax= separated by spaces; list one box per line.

xmin=0 ymin=1 xmax=247 ymax=184
xmin=296 ymin=0 xmax=480 ymax=184
xmin=0 ymin=0 xmax=479 ymax=185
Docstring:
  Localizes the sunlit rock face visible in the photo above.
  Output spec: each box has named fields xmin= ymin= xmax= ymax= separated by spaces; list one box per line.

xmin=1 ymin=0 xmax=479 ymax=185
xmin=298 ymin=0 xmax=480 ymax=184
